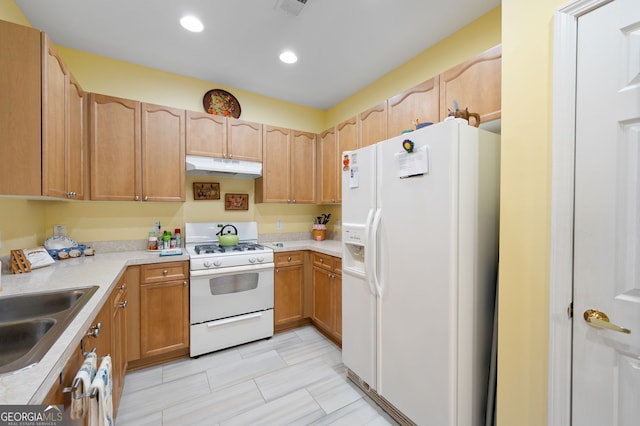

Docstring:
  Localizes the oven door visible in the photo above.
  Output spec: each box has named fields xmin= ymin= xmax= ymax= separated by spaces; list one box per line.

xmin=189 ymin=263 xmax=274 ymax=325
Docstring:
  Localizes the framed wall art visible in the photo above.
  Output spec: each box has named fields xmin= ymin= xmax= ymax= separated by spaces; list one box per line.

xmin=225 ymin=193 xmax=248 ymax=210
xmin=193 ymin=182 xmax=220 ymax=200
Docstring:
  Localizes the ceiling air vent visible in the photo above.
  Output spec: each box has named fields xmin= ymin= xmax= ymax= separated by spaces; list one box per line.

xmin=274 ymin=0 xmax=309 ymax=16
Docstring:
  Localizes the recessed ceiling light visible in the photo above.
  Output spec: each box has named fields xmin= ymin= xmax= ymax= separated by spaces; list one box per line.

xmin=279 ymin=50 xmax=298 ymax=64
xmin=180 ymin=16 xmax=204 ymax=33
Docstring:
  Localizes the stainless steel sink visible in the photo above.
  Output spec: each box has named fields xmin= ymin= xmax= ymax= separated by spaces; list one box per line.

xmin=0 ymin=286 xmax=99 ymax=374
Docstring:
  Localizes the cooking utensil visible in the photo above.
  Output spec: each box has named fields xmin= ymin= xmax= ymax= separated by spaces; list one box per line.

xmin=216 ymin=224 xmax=239 ymax=246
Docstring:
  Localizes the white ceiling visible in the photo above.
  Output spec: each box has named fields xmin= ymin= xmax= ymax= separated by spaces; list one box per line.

xmin=15 ymin=0 xmax=501 ymax=110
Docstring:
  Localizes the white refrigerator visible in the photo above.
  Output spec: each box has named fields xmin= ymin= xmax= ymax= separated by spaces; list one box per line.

xmin=341 ymin=119 xmax=500 ymax=425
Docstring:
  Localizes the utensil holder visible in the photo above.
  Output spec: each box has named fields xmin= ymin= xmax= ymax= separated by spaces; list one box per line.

xmin=312 ymin=225 xmax=327 ymax=241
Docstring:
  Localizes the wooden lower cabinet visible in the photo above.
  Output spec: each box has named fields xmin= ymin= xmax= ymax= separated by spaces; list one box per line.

xmin=274 ymin=251 xmax=306 ymax=331
xmin=139 ymin=262 xmax=189 ymax=361
xmin=41 ymin=343 xmax=85 ymax=425
xmin=311 ymin=253 xmax=342 ymax=345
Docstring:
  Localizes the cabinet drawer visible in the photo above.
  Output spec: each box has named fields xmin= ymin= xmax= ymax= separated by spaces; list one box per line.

xmin=334 ymin=258 xmax=342 ymax=275
xmin=312 ymin=252 xmax=334 ymax=271
xmin=141 ymin=261 xmax=188 ymax=284
xmin=275 ymin=251 xmax=305 ymax=267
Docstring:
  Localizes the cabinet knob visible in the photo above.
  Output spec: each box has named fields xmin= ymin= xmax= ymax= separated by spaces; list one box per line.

xmin=162 ymin=270 xmax=169 ymax=275
xmin=120 ymin=283 xmax=126 ymax=290
xmin=288 ymin=200 xmax=291 ymax=203
xmin=288 ymin=256 xmax=292 ymax=262
xmin=134 ymin=195 xmax=140 ymax=201
xmin=292 ymin=200 xmax=296 ymax=203
xmin=276 ymin=269 xmax=279 ymax=273
xmin=319 ymin=258 xmax=324 ymax=263
xmin=87 ymin=322 xmax=102 ymax=338
xmin=119 ymin=300 xmax=128 ymax=309
xmin=229 ymin=154 xmax=233 ymax=159
xmin=144 ymin=196 xmax=149 ymax=201
xmin=183 ymin=281 xmax=187 ymax=287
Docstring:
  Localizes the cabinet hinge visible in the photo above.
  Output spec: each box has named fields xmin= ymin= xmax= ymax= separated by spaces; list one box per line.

xmin=567 ymin=302 xmax=573 ymax=319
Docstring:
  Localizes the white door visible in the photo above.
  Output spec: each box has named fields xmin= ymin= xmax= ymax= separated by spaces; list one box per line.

xmin=573 ymin=0 xmax=640 ymax=424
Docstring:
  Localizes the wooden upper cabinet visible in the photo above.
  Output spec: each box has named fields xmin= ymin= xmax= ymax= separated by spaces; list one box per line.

xmin=290 ymin=130 xmax=316 ymax=204
xmin=67 ymin=76 xmax=88 ymax=200
xmin=41 ymin=34 xmax=67 ymax=199
xmin=439 ymin=45 xmax=502 ymax=124
xmin=90 ymin=93 xmax=141 ymax=201
xmin=359 ymin=102 xmax=387 ymax=147
xmin=185 ymin=110 xmax=226 ymax=158
xmin=141 ymin=103 xmax=185 ymax=202
xmin=257 ymin=125 xmax=291 ymax=203
xmin=256 ymin=127 xmax=316 ymax=204
xmin=227 ymin=118 xmax=262 ymax=162
xmin=336 ymin=117 xmax=357 ymax=203
xmin=317 ymin=127 xmax=338 ymax=204
xmin=0 ymin=21 xmax=42 ymax=196
xmin=42 ymin=33 xmax=88 ymax=200
xmin=387 ymin=76 xmax=440 ymax=137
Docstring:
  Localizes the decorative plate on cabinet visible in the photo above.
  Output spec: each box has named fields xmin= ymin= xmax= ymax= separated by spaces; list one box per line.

xmin=203 ymin=89 xmax=241 ymax=118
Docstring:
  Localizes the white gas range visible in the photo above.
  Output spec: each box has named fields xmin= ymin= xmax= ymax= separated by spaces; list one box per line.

xmin=185 ymin=222 xmax=274 ymax=357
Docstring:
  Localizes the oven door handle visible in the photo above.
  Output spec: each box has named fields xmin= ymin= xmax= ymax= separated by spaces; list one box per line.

xmin=206 ymin=312 xmax=263 ymax=327
xmin=190 ymin=263 xmax=275 ymax=277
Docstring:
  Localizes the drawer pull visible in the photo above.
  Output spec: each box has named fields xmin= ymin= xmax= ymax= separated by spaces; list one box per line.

xmin=87 ymin=322 xmax=102 ymax=338
xmin=163 ymin=270 xmax=169 ymax=275
xmin=206 ymin=312 xmax=262 ymax=327
xmin=119 ymin=283 xmax=126 ymax=290
xmin=288 ymin=256 xmax=292 ymax=262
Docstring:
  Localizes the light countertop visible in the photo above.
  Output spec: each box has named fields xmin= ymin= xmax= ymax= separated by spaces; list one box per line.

xmin=0 ymin=240 xmax=341 ymax=405
xmin=267 ymin=239 xmax=342 ymax=258
xmin=0 ymin=250 xmax=189 ymax=405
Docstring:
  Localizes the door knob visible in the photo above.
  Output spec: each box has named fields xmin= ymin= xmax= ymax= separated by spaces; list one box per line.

xmin=583 ymin=309 xmax=631 ymax=334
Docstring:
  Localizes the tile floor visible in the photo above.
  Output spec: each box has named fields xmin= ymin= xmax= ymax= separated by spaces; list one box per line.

xmin=116 ymin=326 xmax=398 ymax=425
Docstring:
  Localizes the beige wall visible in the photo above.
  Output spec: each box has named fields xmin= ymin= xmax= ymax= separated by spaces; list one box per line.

xmin=497 ymin=0 xmax=568 ymax=424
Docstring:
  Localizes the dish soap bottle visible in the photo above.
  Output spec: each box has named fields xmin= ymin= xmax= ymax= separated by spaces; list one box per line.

xmin=162 ymin=230 xmax=171 ymax=250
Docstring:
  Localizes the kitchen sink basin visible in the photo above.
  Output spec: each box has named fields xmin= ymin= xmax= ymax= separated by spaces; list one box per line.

xmin=0 ymin=286 xmax=99 ymax=374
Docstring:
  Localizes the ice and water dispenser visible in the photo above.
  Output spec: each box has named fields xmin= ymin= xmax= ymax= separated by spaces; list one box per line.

xmin=342 ymin=223 xmax=367 ymax=277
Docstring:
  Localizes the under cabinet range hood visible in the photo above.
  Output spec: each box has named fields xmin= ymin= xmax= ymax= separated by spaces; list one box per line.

xmin=186 ymin=155 xmax=262 ymax=178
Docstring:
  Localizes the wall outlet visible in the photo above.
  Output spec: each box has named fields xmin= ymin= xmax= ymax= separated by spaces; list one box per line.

xmin=53 ymin=224 xmax=66 ymax=237
xmin=276 ymin=220 xmax=283 ymax=230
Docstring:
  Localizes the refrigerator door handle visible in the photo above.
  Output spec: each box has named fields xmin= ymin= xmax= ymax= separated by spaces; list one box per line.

xmin=364 ymin=208 xmax=376 ymax=296
xmin=371 ymin=208 xmax=383 ymax=296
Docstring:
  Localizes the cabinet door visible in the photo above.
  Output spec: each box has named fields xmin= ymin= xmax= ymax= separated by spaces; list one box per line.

xmin=140 ymin=279 xmax=189 ymax=358
xmin=439 ymin=45 xmax=502 ymax=124
xmin=291 ymin=130 xmax=316 ymax=204
xmin=359 ymin=102 xmax=387 ymax=147
xmin=0 ymin=20 xmax=42 ymax=196
xmin=334 ymin=273 xmax=342 ymax=343
xmin=274 ymin=264 xmax=305 ymax=327
xmin=258 ymin=125 xmax=291 ymax=203
xmin=111 ymin=285 xmax=127 ymax=415
xmin=388 ymin=77 xmax=440 ymax=137
xmin=42 ymin=34 xmax=67 ymax=198
xmin=317 ymin=127 xmax=338 ymax=204
xmin=186 ymin=110 xmax=226 ymax=158
xmin=336 ymin=117 xmax=358 ymax=203
xmin=90 ymin=94 xmax=141 ymax=201
xmin=67 ymin=76 xmax=87 ymax=200
xmin=41 ymin=343 xmax=84 ymax=425
xmin=141 ymin=103 xmax=185 ymax=202
xmin=312 ymin=267 xmax=334 ymax=334
xmin=227 ymin=118 xmax=262 ymax=162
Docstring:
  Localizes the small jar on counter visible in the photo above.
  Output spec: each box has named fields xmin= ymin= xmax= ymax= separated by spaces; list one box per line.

xmin=147 ymin=232 xmax=158 ymax=250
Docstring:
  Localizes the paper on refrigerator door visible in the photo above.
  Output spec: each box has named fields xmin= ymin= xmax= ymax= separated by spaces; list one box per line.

xmin=345 ymin=152 xmax=360 ymax=188
xmin=396 ymin=145 xmax=429 ymax=178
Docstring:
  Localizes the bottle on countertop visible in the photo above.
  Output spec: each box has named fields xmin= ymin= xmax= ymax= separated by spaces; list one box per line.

xmin=163 ymin=230 xmax=171 ymax=250
xmin=174 ymin=228 xmax=182 ymax=248
xmin=148 ymin=231 xmax=158 ymax=250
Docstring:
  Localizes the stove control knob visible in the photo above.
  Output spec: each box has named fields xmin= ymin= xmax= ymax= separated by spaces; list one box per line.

xmin=203 ymin=260 xmax=213 ymax=268
xmin=257 ymin=256 xmax=265 ymax=263
xmin=248 ymin=257 xmax=257 ymax=264
xmin=213 ymin=260 xmax=222 ymax=267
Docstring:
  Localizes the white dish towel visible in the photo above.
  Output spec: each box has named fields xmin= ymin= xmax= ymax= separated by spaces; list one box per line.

xmin=70 ymin=351 xmax=97 ymax=420
xmin=89 ymin=355 xmax=113 ymax=426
